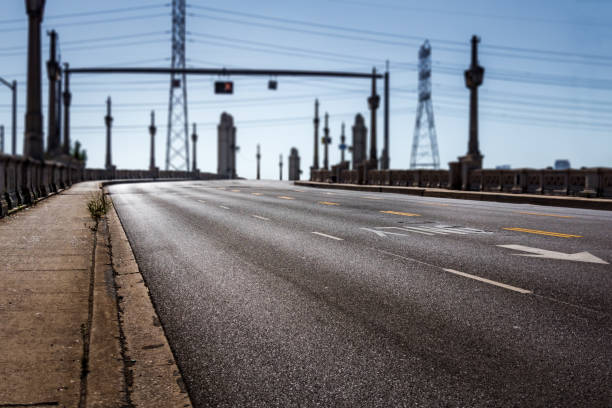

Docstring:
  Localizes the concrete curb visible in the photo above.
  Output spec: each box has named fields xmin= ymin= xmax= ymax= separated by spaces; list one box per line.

xmin=294 ymin=181 xmax=612 ymax=211
xmin=106 ymin=192 xmax=193 ymax=407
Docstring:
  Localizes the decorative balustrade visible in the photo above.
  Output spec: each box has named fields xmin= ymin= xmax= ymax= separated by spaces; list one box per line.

xmin=0 ymin=153 xmax=226 ymax=218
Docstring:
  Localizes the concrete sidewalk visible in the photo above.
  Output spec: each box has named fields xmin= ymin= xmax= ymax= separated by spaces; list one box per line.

xmin=0 ymin=181 xmax=191 ymax=407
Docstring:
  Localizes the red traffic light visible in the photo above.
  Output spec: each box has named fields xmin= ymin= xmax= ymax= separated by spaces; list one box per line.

xmin=215 ymin=81 xmax=234 ymax=94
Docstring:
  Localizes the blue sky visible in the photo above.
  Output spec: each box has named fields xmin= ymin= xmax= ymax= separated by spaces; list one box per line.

xmin=1 ymin=0 xmax=611 ymax=179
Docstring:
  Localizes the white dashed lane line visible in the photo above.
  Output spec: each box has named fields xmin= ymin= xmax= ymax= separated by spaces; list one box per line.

xmin=252 ymin=215 xmax=270 ymax=221
xmin=312 ymin=231 xmax=344 ymax=241
xmin=219 ymin=205 xmax=230 ymax=210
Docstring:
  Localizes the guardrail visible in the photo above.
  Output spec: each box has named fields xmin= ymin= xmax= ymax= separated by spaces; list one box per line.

xmin=0 ymin=154 xmax=226 ymax=218
xmin=309 ymin=167 xmax=612 ymax=198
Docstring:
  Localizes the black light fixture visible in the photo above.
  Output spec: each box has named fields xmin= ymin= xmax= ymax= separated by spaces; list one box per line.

xmin=268 ymin=79 xmax=277 ymax=90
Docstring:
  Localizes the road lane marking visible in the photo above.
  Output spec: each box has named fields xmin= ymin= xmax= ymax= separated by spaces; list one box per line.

xmin=442 ymin=268 xmax=532 ymax=294
xmin=515 ymin=211 xmax=573 ymax=218
xmin=324 ymin=192 xmax=336 ymax=195
xmin=361 ymin=196 xmax=383 ymax=200
xmin=251 ymin=215 xmax=270 ymax=221
xmin=319 ymin=201 xmax=340 ymax=206
xmin=422 ymin=202 xmax=450 ymax=207
xmin=380 ymin=210 xmax=420 ymax=217
xmin=197 ymin=200 xmax=206 ymax=203
xmin=217 ymin=187 xmax=226 ymax=190
xmin=277 ymin=196 xmax=295 ymax=200
xmin=497 ymin=244 xmax=608 ymax=264
xmin=293 ymin=189 xmax=305 ymax=192
xmin=219 ymin=205 xmax=230 ymax=210
xmin=312 ymin=231 xmax=344 ymax=241
xmin=231 ymin=189 xmax=241 ymax=192
xmin=503 ymin=227 xmax=582 ymax=238
xmin=251 ymin=192 xmax=263 ymax=196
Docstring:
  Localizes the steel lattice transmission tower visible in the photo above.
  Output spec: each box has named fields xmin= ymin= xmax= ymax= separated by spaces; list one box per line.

xmin=165 ymin=0 xmax=190 ymax=170
xmin=410 ymin=40 xmax=440 ymax=169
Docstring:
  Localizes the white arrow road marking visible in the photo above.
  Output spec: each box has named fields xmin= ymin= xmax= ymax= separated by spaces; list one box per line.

xmin=360 ymin=227 xmax=434 ymax=237
xmin=497 ymin=244 xmax=609 ymax=264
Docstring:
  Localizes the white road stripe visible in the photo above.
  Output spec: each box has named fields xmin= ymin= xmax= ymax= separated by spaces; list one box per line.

xmin=442 ymin=268 xmax=532 ymax=294
xmin=252 ymin=215 xmax=270 ymax=221
xmin=312 ymin=231 xmax=344 ymax=241
xmin=398 ymin=227 xmax=436 ymax=236
xmin=219 ymin=205 xmax=230 ymax=210
xmin=197 ymin=200 xmax=206 ymax=203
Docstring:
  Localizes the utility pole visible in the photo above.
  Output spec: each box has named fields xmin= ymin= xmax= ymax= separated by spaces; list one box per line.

xmin=312 ymin=99 xmax=320 ymax=171
xmin=46 ymin=29 xmax=61 ymax=156
xmin=24 ymin=0 xmax=46 ymax=161
xmin=62 ymin=63 xmax=71 ymax=155
xmin=465 ymin=35 xmax=484 ymax=158
xmin=191 ymin=123 xmax=198 ymax=172
xmin=165 ymin=0 xmax=190 ymax=171
xmin=0 ymin=78 xmax=16 ymax=155
xmin=381 ymin=60 xmax=390 ymax=169
xmin=367 ymin=67 xmax=380 ymax=168
xmin=0 ymin=125 xmax=4 ymax=153
xmin=149 ymin=110 xmax=157 ymax=171
xmin=322 ymin=112 xmax=331 ymax=169
xmin=256 ymin=144 xmax=261 ymax=180
xmin=279 ymin=154 xmax=283 ymax=180
xmin=104 ymin=96 xmax=113 ymax=170
xmin=339 ymin=122 xmax=346 ymax=163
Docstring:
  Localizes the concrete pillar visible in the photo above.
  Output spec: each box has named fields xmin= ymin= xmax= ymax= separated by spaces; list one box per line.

xmin=24 ymin=0 xmax=46 ymax=161
xmin=367 ymin=67 xmax=380 ymax=168
xmin=104 ymin=96 xmax=113 ymax=170
xmin=351 ymin=114 xmax=367 ymax=170
xmin=322 ymin=112 xmax=331 ymax=170
xmin=149 ymin=110 xmax=157 ymax=171
xmin=62 ymin=64 xmax=71 ymax=155
xmin=191 ymin=123 xmax=198 ymax=172
xmin=312 ymin=99 xmax=319 ymax=170
xmin=256 ymin=144 xmax=261 ymax=180
xmin=289 ymin=147 xmax=300 ymax=181
xmin=217 ymin=112 xmax=236 ymax=178
xmin=46 ymin=30 xmax=60 ymax=156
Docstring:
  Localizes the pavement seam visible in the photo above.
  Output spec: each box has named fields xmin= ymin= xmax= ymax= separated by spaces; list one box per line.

xmin=78 ymin=218 xmax=97 ymax=408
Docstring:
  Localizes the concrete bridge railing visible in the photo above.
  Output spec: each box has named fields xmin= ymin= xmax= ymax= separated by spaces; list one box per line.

xmin=310 ymin=167 xmax=612 ymax=198
xmin=0 ymin=153 xmax=226 ymax=218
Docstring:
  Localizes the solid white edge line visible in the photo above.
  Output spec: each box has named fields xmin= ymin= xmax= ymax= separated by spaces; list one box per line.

xmin=442 ymin=268 xmax=532 ymax=294
xmin=312 ymin=231 xmax=344 ymax=241
xmin=252 ymin=215 xmax=270 ymax=221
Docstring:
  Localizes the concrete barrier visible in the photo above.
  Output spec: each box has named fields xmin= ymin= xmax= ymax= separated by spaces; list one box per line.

xmin=0 ymin=153 xmax=227 ymax=218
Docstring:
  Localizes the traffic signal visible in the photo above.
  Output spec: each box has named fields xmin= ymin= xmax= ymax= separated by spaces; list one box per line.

xmin=215 ymin=81 xmax=233 ymax=94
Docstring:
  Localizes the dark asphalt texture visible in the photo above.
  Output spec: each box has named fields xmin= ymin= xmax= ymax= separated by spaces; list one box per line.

xmin=109 ymin=180 xmax=612 ymax=407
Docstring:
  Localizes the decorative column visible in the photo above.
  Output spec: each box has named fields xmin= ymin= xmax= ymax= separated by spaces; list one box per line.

xmin=149 ymin=110 xmax=157 ymax=171
xmin=23 ymin=0 xmax=46 ymax=161
xmin=381 ymin=62 xmax=390 ymax=169
xmin=279 ymin=154 xmax=283 ymax=181
xmin=288 ymin=148 xmax=301 ymax=181
xmin=339 ymin=122 xmax=346 ymax=163
xmin=46 ymin=29 xmax=60 ymax=156
xmin=104 ymin=96 xmax=113 ymax=170
xmin=367 ymin=67 xmax=380 ymax=168
xmin=312 ymin=99 xmax=319 ymax=170
xmin=256 ymin=144 xmax=261 ymax=180
xmin=62 ymin=63 xmax=71 ymax=155
xmin=322 ymin=112 xmax=331 ymax=170
xmin=191 ymin=123 xmax=198 ymax=172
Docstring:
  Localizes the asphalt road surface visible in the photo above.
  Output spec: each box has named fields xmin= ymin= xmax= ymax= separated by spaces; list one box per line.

xmin=109 ymin=180 xmax=612 ymax=407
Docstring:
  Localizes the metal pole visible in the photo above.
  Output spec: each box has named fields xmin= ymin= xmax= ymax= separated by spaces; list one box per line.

xmin=323 ymin=112 xmax=330 ymax=170
xmin=191 ymin=123 xmax=198 ymax=172
xmin=105 ymin=96 xmax=113 ymax=169
xmin=368 ymin=67 xmax=380 ymax=167
xmin=382 ymin=60 xmax=390 ymax=169
xmin=62 ymin=64 xmax=71 ymax=155
xmin=46 ymin=30 xmax=59 ymax=155
xmin=24 ymin=1 xmax=45 ymax=160
xmin=313 ymin=99 xmax=319 ymax=170
xmin=0 ymin=125 xmax=4 ymax=153
xmin=340 ymin=122 xmax=346 ymax=163
xmin=149 ymin=110 xmax=156 ymax=170
xmin=256 ymin=144 xmax=261 ymax=180
xmin=279 ymin=154 xmax=283 ymax=180
xmin=11 ymin=80 xmax=17 ymax=155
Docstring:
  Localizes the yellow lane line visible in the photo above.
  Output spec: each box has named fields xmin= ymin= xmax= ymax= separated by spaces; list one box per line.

xmin=515 ymin=211 xmax=573 ymax=218
xmin=319 ymin=201 xmax=340 ymax=206
xmin=230 ymin=189 xmax=241 ymax=192
xmin=251 ymin=192 xmax=263 ymax=196
xmin=277 ymin=196 xmax=295 ymax=200
xmin=380 ymin=210 xmax=420 ymax=217
xmin=293 ymin=189 xmax=305 ymax=192
xmin=503 ymin=227 xmax=582 ymax=238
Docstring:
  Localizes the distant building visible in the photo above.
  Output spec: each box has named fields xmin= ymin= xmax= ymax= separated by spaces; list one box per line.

xmin=495 ymin=164 xmax=511 ymax=170
xmin=554 ymin=159 xmax=571 ymax=170
xmin=217 ymin=112 xmax=237 ymax=178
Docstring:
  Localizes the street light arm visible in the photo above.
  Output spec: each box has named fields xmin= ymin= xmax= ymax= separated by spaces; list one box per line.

xmin=0 ymin=76 xmax=15 ymax=89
